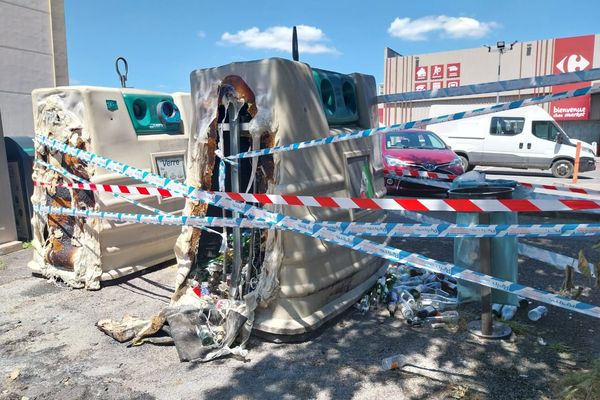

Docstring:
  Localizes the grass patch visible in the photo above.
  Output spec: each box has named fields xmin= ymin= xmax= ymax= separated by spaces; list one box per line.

xmin=556 ymin=359 xmax=600 ymax=400
xmin=22 ymin=241 xmax=33 ymax=249
xmin=0 ymin=259 xmax=6 ymax=271
xmin=448 ymin=384 xmax=484 ymax=400
xmin=550 ymin=342 xmax=573 ymax=354
xmin=501 ymin=319 xmax=533 ymax=336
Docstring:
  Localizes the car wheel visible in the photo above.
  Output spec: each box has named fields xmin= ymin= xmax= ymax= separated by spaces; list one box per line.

xmin=458 ymin=155 xmax=474 ymax=172
xmin=551 ymin=159 xmax=574 ymax=178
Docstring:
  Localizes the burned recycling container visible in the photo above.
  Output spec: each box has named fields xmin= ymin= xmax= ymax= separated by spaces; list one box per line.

xmin=4 ymin=136 xmax=34 ymax=241
xmin=176 ymin=58 xmax=386 ymax=335
xmin=30 ymin=86 xmax=192 ymax=289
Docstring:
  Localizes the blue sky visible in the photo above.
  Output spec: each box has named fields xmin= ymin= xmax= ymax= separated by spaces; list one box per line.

xmin=65 ymin=0 xmax=600 ymax=92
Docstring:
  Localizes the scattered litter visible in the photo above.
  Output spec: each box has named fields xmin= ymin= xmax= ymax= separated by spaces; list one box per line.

xmin=492 ymin=303 xmax=503 ymax=316
xmin=501 ymin=305 xmax=518 ymax=321
xmin=528 ymin=306 xmax=548 ymax=321
xmin=7 ymin=368 xmax=20 ymax=381
xmin=358 ymin=263 xmax=460 ymax=329
xmin=381 ymin=353 xmax=407 ymax=370
xmin=518 ymin=296 xmax=530 ymax=308
xmin=537 ymin=337 xmax=547 ymax=346
xmin=449 ymin=384 xmax=473 ymax=399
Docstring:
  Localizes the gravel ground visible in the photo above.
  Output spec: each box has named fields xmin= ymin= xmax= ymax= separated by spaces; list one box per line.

xmin=1 ymin=211 xmax=600 ymax=400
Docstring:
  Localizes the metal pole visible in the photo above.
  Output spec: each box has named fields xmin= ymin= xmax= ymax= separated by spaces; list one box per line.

xmin=573 ymin=142 xmax=582 ymax=183
xmin=292 ymin=26 xmax=299 ymax=61
xmin=453 ymin=186 xmax=513 ymax=340
xmin=227 ymin=105 xmax=243 ymax=297
xmin=479 ymin=213 xmax=493 ymax=336
xmin=496 ymin=51 xmax=502 ymax=104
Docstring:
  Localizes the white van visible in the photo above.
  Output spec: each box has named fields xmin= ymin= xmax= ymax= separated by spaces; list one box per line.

xmin=427 ymin=105 xmax=596 ymax=178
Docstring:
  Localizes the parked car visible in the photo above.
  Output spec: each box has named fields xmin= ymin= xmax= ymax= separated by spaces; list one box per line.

xmin=382 ymin=129 xmax=464 ymax=193
xmin=427 ymin=105 xmax=596 ymax=178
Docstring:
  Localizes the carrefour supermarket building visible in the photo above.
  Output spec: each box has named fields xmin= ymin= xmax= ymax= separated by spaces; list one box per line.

xmin=382 ymin=34 xmax=600 ymax=149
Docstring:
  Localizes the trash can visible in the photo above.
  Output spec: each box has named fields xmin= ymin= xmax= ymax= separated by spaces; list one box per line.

xmin=4 ymin=136 xmax=34 ymax=241
xmin=449 ymin=185 xmax=519 ymax=306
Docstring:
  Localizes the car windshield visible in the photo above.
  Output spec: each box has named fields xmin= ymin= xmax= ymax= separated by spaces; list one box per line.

xmin=386 ymin=131 xmax=447 ymax=150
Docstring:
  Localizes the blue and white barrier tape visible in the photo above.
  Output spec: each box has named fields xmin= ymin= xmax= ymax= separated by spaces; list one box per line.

xmin=336 ymin=221 xmax=600 ymax=238
xmin=35 ymin=135 xmax=600 ymax=319
xmin=518 ymin=243 xmax=596 ymax=278
xmin=33 ymin=203 xmax=600 ymax=238
xmin=225 ymin=85 xmax=599 ymax=160
xmin=377 ymin=68 xmax=600 ymax=103
xmin=34 ymin=204 xmax=273 ymax=230
xmin=387 ymin=174 xmax=452 ymax=189
xmin=394 ymin=210 xmax=597 ymax=277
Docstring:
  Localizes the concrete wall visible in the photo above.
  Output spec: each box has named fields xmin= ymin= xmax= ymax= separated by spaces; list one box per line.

xmin=0 ymin=0 xmax=68 ymax=137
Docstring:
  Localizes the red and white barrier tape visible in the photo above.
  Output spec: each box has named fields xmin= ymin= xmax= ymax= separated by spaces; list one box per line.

xmin=34 ymin=181 xmax=600 ymax=212
xmin=386 ymin=169 xmax=600 ymax=197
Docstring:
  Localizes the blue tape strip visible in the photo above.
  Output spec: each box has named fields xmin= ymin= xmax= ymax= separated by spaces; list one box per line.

xmin=31 ymin=204 xmax=600 ymax=238
xmin=377 ymin=68 xmax=600 ymax=103
xmin=226 ymin=85 xmax=599 ymax=160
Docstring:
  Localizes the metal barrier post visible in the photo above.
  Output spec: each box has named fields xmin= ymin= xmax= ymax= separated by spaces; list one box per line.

xmin=573 ymin=142 xmax=582 ymax=184
xmin=478 ymin=212 xmax=493 ymax=336
xmin=449 ymin=186 xmax=513 ymax=339
xmin=227 ymin=105 xmax=243 ymax=297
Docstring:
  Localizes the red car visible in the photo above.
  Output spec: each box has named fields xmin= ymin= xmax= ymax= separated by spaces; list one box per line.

xmin=382 ymin=129 xmax=464 ymax=193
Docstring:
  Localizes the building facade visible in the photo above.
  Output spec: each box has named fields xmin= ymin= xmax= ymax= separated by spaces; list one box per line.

xmin=382 ymin=34 xmax=600 ymax=146
xmin=0 ymin=0 xmax=68 ymax=137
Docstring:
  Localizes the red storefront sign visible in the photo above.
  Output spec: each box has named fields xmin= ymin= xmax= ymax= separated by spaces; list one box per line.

xmin=430 ymin=64 xmax=443 ymax=80
xmin=550 ymin=35 xmax=595 ymax=120
xmin=430 ymin=81 xmax=442 ymax=90
xmin=415 ymin=66 xmax=428 ymax=81
xmin=415 ymin=82 xmax=427 ymax=91
xmin=447 ymin=80 xmax=460 ymax=88
xmin=446 ymin=63 xmax=461 ymax=78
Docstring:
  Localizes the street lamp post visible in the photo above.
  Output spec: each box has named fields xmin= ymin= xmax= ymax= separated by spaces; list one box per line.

xmin=484 ymin=41 xmax=518 ymax=103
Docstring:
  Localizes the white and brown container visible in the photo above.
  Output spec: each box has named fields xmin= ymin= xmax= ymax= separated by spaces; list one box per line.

xmin=30 ymin=86 xmax=192 ymax=289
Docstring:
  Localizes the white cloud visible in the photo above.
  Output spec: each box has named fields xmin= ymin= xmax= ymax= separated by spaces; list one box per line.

xmin=220 ymin=25 xmax=338 ymax=54
xmin=388 ymin=15 xmax=497 ymax=41
xmin=197 ymin=30 xmax=206 ymax=39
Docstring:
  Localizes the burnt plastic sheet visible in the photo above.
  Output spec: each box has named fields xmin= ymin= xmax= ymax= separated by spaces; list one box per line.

xmin=165 ymin=307 xmax=248 ymax=362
